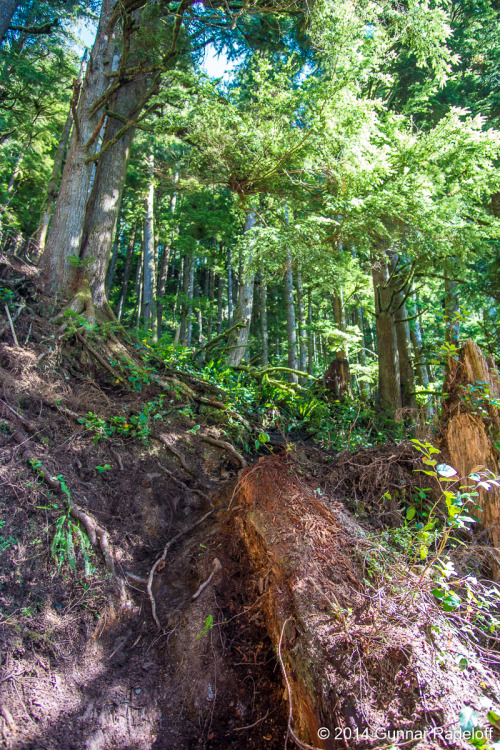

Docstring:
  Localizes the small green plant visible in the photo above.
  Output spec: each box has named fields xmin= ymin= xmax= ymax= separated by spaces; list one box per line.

xmin=0 ymin=519 xmax=17 ymax=552
xmin=51 ymin=512 xmax=94 ymax=576
xmin=28 ymin=462 xmax=95 ymax=576
xmin=0 ymin=287 xmax=15 ymax=307
xmin=197 ymin=614 xmax=214 ymax=639
xmin=254 ymin=431 xmax=270 ymax=451
xmin=79 ymin=395 xmax=168 ymax=443
xmin=460 ymin=381 xmax=500 ymax=416
xmin=95 ymin=464 xmax=111 ymax=474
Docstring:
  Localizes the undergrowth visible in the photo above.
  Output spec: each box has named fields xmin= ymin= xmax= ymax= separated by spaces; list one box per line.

xmin=364 ymin=441 xmax=500 ymax=675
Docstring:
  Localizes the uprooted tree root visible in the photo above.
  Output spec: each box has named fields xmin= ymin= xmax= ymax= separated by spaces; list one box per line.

xmin=326 ymin=442 xmax=430 ymax=526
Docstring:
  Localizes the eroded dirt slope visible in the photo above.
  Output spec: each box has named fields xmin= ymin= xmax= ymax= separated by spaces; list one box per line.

xmin=0 ymin=254 xmax=499 ymax=750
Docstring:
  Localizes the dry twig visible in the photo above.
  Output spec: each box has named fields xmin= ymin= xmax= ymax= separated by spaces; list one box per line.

xmin=192 ymin=558 xmax=222 ymax=600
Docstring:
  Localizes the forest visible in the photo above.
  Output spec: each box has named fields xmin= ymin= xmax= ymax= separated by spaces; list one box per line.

xmin=0 ymin=0 xmax=500 ymax=748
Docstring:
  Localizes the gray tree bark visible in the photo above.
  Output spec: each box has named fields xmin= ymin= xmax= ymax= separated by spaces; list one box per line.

xmin=332 ymin=289 xmax=346 ymax=358
xmin=142 ymin=153 xmax=156 ymax=336
xmin=225 ymin=211 xmax=257 ymax=367
xmin=216 ymin=275 xmax=223 ymax=335
xmin=0 ymin=144 xmax=25 ymax=214
xmin=40 ymin=0 xmax=118 ymax=296
xmin=35 ymin=51 xmax=88 ymax=253
xmin=410 ymin=300 xmax=430 ymax=388
xmin=105 ymin=214 xmax=121 ymax=298
xmin=227 ymin=247 xmax=233 ymax=327
xmin=444 ymin=257 xmax=460 ymax=346
xmin=135 ymin=243 xmax=144 ymax=330
xmin=207 ymin=268 xmax=215 ymax=342
xmin=394 ymin=297 xmax=417 ymax=409
xmin=372 ymin=252 xmax=402 ymax=415
xmin=0 ymin=0 xmax=18 ymax=43
xmin=76 ymin=32 xmax=148 ymax=317
xmin=296 ymin=267 xmax=307 ymax=373
xmin=260 ymin=278 xmax=268 ymax=367
xmin=307 ymin=290 xmax=313 ymax=375
xmin=179 ymin=255 xmax=194 ymax=346
xmin=156 ymin=171 xmax=178 ymax=337
xmin=284 ymin=246 xmax=298 ymax=382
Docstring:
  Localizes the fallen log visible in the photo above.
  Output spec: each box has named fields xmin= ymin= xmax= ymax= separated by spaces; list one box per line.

xmin=229 ymin=452 xmax=500 ymax=749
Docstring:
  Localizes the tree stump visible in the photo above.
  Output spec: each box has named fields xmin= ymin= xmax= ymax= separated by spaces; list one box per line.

xmin=323 ymin=357 xmax=350 ymax=400
xmin=440 ymin=339 xmax=500 ymax=573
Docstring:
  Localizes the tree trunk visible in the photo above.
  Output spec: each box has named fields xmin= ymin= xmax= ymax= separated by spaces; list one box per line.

xmin=307 ymin=290 xmax=313 ymax=375
xmin=156 ymin=171 xmax=178 ymax=337
xmin=0 ymin=0 xmax=18 ymax=43
xmin=227 ymin=247 xmax=233 ymax=327
xmin=216 ymin=275 xmax=223 ymax=335
xmin=444 ymin=257 xmax=460 ymax=346
xmin=353 ymin=304 xmax=368 ymax=397
xmin=76 ymin=57 xmax=148 ymax=317
xmin=142 ymin=152 xmax=156 ymax=337
xmin=207 ymin=269 xmax=215 ymax=343
xmin=117 ymin=224 xmax=137 ymax=321
xmin=186 ymin=258 xmax=194 ymax=347
xmin=135 ymin=244 xmax=144 ymax=330
xmin=410 ymin=322 xmax=429 ymax=388
xmin=353 ymin=305 xmax=366 ymax=367
xmin=372 ymin=253 xmax=402 ymax=415
xmin=225 ymin=211 xmax=257 ymax=367
xmin=35 ymin=51 xmax=88 ymax=253
xmin=180 ymin=255 xmax=194 ymax=346
xmin=40 ymin=0 xmax=118 ymax=296
xmin=284 ymin=246 xmax=298 ymax=382
xmin=260 ymin=278 xmax=268 ymax=367
xmin=197 ymin=306 xmax=203 ymax=344
xmin=0 ymin=141 xmax=27 ymax=213
xmin=393 ymin=297 xmax=417 ymax=409
xmin=296 ymin=267 xmax=307 ymax=374
xmin=179 ymin=255 xmax=188 ymax=344
xmin=332 ymin=289 xmax=346 ymax=358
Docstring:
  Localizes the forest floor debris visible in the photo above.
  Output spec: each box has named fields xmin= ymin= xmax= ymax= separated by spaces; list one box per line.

xmin=0 ymin=265 xmax=499 ymax=749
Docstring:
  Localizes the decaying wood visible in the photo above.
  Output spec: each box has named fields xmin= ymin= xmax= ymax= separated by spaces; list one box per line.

xmin=440 ymin=339 xmax=500 ymax=572
xmin=323 ymin=357 xmax=350 ymax=400
xmin=230 ymin=452 xmax=500 ymax=749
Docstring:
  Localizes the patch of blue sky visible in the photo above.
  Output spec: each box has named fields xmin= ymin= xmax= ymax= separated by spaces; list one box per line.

xmin=71 ymin=18 xmax=97 ymax=53
xmin=201 ymin=44 xmax=242 ymax=82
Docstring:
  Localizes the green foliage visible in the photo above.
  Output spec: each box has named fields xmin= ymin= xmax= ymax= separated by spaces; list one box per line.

xmin=196 ymin=613 xmax=214 ymax=640
xmin=79 ymin=394 xmax=169 ymax=443
xmin=28 ymin=465 xmax=95 ymax=576
xmin=95 ymin=464 xmax=111 ymax=474
xmin=51 ymin=512 xmax=93 ymax=576
xmin=0 ymin=520 xmax=17 ymax=552
xmin=460 ymin=381 xmax=500 ymax=416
